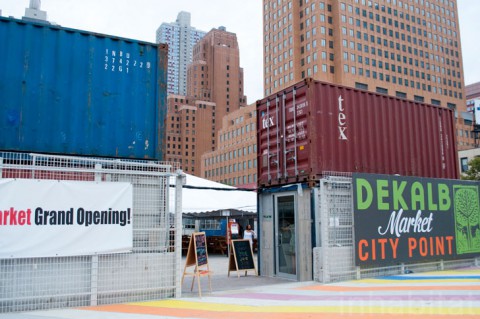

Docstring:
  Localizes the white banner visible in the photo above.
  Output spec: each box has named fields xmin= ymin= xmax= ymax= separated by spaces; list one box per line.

xmin=0 ymin=179 xmax=133 ymax=258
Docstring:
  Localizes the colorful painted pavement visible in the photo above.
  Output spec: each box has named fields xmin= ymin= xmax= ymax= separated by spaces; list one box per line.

xmin=6 ymin=267 xmax=480 ymax=319
xmin=77 ymin=267 xmax=480 ymax=319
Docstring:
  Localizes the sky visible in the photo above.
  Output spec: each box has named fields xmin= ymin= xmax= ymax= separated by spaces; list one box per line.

xmin=0 ymin=0 xmax=479 ymax=103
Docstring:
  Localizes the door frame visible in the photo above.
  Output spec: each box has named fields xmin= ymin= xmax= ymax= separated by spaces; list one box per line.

xmin=274 ymin=192 xmax=297 ymax=280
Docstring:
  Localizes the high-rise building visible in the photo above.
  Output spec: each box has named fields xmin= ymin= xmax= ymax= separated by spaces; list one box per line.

xmin=263 ymin=0 xmax=473 ymax=149
xmin=164 ymin=27 xmax=247 ymax=176
xmin=201 ymin=103 xmax=257 ymax=189
xmin=156 ymin=11 xmax=206 ymax=95
xmin=188 ymin=26 xmax=247 ymax=121
xmin=466 ymin=82 xmax=480 ymax=100
xmin=164 ymin=95 xmax=216 ymax=175
xmin=466 ymin=82 xmax=480 ymax=147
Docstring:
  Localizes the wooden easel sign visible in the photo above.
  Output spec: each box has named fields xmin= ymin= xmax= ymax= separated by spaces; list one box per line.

xmin=181 ymin=232 xmax=212 ymax=297
xmin=228 ymin=239 xmax=257 ymax=277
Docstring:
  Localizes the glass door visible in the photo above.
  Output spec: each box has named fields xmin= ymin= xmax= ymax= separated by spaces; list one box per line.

xmin=275 ymin=194 xmax=296 ymax=279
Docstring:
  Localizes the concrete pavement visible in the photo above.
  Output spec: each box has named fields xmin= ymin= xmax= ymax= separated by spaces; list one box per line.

xmin=3 ymin=255 xmax=480 ymax=319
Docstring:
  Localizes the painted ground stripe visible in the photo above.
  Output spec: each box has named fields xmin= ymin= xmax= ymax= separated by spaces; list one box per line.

xmin=81 ymin=305 xmax=480 ymax=319
xmin=83 ymin=302 xmax=480 ymax=316
xmin=130 ymin=300 xmax=480 ymax=315
xmin=380 ymin=275 xmax=480 ymax=280
xmin=218 ymin=292 xmax=480 ymax=301
xmin=299 ymin=285 xmax=480 ymax=291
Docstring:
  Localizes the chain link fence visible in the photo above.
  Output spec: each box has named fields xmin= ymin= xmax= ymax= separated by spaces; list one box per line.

xmin=0 ymin=152 xmax=183 ymax=313
xmin=314 ymin=173 xmax=480 ymax=284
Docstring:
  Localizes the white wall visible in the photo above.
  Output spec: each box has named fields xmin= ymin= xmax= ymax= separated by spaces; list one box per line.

xmin=459 ymin=147 xmax=480 ymax=175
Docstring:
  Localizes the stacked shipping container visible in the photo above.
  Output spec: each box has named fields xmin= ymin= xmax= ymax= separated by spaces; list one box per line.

xmin=0 ymin=17 xmax=167 ymax=160
xmin=257 ymin=78 xmax=459 ymax=187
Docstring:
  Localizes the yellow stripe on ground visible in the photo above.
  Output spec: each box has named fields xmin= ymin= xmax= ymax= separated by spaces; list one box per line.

xmin=129 ymin=300 xmax=480 ymax=315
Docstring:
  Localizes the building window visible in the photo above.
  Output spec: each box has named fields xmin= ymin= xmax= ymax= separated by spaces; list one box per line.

xmin=355 ymin=82 xmax=368 ymax=90
xmin=414 ymin=95 xmax=424 ymax=103
xmin=376 ymin=87 xmax=388 ymax=94
xmin=396 ymin=91 xmax=407 ymax=99
xmin=460 ymin=157 xmax=469 ymax=173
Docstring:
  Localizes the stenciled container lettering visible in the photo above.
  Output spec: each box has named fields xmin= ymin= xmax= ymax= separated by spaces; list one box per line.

xmin=0 ymin=17 xmax=167 ymax=160
xmin=257 ymin=79 xmax=459 ymax=187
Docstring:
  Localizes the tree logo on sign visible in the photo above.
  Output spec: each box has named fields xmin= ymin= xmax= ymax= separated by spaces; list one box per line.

xmin=453 ymin=185 xmax=480 ymax=254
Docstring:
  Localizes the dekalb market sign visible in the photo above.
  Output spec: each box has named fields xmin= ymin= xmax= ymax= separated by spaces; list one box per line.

xmin=0 ymin=179 xmax=133 ymax=258
xmin=353 ymin=173 xmax=480 ymax=266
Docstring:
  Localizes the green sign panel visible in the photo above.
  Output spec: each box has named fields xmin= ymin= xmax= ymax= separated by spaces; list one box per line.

xmin=353 ymin=173 xmax=480 ymax=266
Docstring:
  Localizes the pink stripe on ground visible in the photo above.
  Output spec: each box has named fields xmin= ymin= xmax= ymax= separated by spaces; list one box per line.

xmin=221 ymin=292 xmax=480 ymax=302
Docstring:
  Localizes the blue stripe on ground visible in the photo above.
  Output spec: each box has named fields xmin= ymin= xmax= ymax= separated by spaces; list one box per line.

xmin=379 ymin=275 xmax=480 ymax=280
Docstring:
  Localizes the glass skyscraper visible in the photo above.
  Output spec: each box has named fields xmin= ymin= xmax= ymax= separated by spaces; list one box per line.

xmin=156 ymin=11 xmax=206 ymax=96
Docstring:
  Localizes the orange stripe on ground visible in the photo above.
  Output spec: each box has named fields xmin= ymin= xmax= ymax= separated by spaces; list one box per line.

xmin=299 ymin=285 xmax=480 ymax=292
xmin=81 ymin=305 xmax=480 ymax=319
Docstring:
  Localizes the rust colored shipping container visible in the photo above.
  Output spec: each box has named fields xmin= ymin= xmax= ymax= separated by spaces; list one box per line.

xmin=257 ymin=79 xmax=459 ymax=187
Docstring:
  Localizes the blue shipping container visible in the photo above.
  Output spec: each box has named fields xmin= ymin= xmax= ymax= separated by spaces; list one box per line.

xmin=0 ymin=17 xmax=167 ymax=160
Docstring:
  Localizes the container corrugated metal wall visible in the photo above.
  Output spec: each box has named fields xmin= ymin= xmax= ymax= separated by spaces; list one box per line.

xmin=257 ymin=79 xmax=459 ymax=187
xmin=0 ymin=17 xmax=167 ymax=160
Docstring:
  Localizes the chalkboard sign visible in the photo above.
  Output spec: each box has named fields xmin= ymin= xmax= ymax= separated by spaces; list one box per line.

xmin=195 ymin=232 xmax=208 ymax=266
xmin=228 ymin=239 xmax=257 ymax=277
xmin=184 ymin=232 xmax=209 ymax=268
xmin=182 ymin=232 xmax=212 ymax=297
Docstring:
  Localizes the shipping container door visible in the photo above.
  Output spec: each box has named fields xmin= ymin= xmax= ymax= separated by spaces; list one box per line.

xmin=274 ymin=193 xmax=297 ymax=279
xmin=258 ymin=97 xmax=282 ymax=185
xmin=282 ymin=85 xmax=310 ymax=180
xmin=258 ymin=82 xmax=311 ymax=187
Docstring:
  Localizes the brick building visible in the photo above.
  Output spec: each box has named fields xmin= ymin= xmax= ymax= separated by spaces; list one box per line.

xmin=164 ymin=27 xmax=247 ymax=176
xmin=201 ymin=103 xmax=257 ymax=189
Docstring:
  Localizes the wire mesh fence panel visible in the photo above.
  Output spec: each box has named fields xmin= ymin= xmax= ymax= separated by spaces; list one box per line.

xmin=404 ymin=261 xmax=443 ymax=273
xmin=359 ymin=264 xmax=402 ymax=279
xmin=0 ymin=257 xmax=92 ymax=312
xmin=443 ymin=258 xmax=480 ymax=270
xmin=0 ymin=152 xmax=182 ymax=313
xmin=315 ymin=176 xmax=356 ymax=283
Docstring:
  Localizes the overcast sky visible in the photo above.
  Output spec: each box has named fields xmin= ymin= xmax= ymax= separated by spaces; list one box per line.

xmin=0 ymin=0 xmax=479 ymax=103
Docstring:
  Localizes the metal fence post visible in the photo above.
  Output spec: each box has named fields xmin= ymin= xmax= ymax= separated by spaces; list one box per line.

xmin=94 ymin=164 xmax=102 ymax=182
xmin=90 ymin=256 xmax=98 ymax=306
xmin=319 ymin=181 xmax=329 ymax=283
xmin=31 ymin=154 xmax=36 ymax=179
xmin=175 ymin=170 xmax=185 ymax=297
xmin=90 ymin=163 xmax=102 ymax=305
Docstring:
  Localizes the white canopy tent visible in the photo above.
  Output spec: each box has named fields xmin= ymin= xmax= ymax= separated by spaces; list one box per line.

xmin=170 ymin=173 xmax=257 ymax=214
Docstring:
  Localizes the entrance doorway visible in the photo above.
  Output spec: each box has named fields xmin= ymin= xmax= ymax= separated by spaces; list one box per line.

xmin=275 ymin=194 xmax=296 ymax=279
